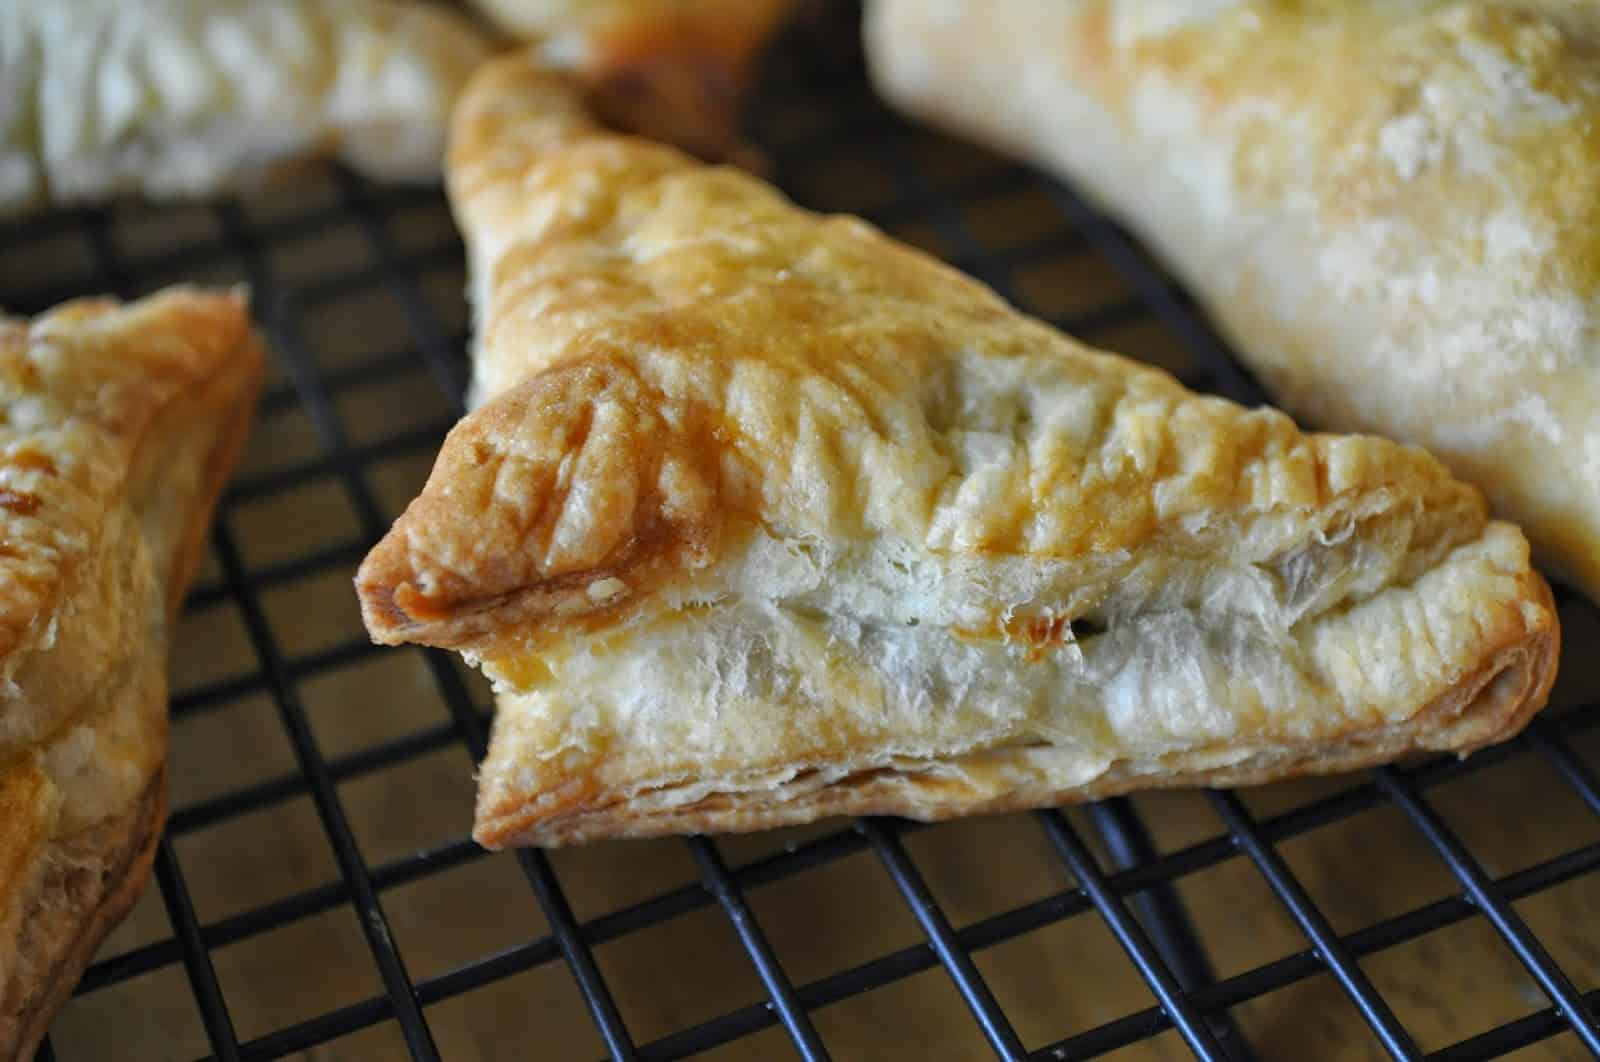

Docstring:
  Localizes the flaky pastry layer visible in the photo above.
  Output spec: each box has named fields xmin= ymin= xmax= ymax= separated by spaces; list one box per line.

xmin=357 ymin=48 xmax=1559 ymax=848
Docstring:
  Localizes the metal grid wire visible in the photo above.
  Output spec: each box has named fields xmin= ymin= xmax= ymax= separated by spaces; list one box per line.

xmin=5 ymin=5 xmax=1600 ymax=1060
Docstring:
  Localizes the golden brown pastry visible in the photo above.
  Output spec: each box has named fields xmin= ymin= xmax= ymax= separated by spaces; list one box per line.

xmin=0 ymin=0 xmax=492 ymax=215
xmin=356 ymin=48 xmax=1558 ymax=849
xmin=867 ymin=0 xmax=1600 ymax=600
xmin=467 ymin=0 xmax=800 ymax=162
xmin=0 ymin=290 xmax=264 ymax=1059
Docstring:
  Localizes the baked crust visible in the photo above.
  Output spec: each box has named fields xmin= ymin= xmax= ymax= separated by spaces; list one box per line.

xmin=3 ymin=774 xmax=164 ymax=1062
xmin=0 ymin=290 xmax=264 ymax=1057
xmin=357 ymin=48 xmax=1559 ymax=849
xmin=468 ymin=0 xmax=800 ymax=164
xmin=0 ymin=0 xmax=491 ymax=214
xmin=866 ymin=0 xmax=1600 ymax=599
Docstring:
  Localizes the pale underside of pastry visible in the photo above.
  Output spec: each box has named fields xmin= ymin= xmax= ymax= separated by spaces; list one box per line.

xmin=867 ymin=0 xmax=1600 ymax=600
xmin=467 ymin=0 xmax=800 ymax=164
xmin=356 ymin=48 xmax=1559 ymax=850
xmin=0 ymin=290 xmax=264 ymax=1060
xmin=0 ymin=0 xmax=492 ymax=215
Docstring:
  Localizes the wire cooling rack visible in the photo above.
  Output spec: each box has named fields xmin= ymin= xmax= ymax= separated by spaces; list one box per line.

xmin=6 ymin=5 xmax=1600 ymax=1060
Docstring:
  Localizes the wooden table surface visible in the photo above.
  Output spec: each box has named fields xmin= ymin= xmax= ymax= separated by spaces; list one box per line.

xmin=16 ymin=25 xmax=1600 ymax=1060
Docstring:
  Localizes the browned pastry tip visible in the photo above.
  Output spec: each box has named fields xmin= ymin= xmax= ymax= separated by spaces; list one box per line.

xmin=472 ymin=0 xmax=801 ymax=164
xmin=582 ymin=2 xmax=792 ymax=166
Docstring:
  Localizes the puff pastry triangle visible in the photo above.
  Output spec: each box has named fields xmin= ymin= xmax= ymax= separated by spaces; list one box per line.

xmin=0 ymin=289 xmax=264 ymax=1058
xmin=0 ymin=0 xmax=491 ymax=214
xmin=357 ymin=49 xmax=1558 ymax=848
xmin=868 ymin=0 xmax=1600 ymax=600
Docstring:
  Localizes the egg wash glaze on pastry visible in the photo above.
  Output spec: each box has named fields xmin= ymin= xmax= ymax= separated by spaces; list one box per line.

xmin=357 ymin=47 xmax=1559 ymax=848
